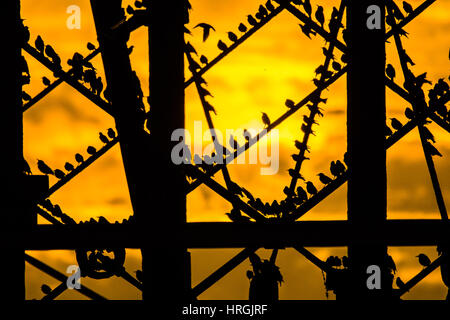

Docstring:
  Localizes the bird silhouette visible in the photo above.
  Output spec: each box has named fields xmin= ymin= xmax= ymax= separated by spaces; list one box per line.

xmin=54 ymin=169 xmax=65 ymax=179
xmin=296 ymin=186 xmax=308 ymax=202
xmin=417 ymin=253 xmax=431 ymax=267
xmin=52 ymin=204 xmax=63 ymax=217
xmin=332 ymin=61 xmax=341 ymax=72
xmin=401 ymin=49 xmax=415 ymax=66
xmin=198 ymin=86 xmax=213 ymax=97
xmin=238 ymin=23 xmax=247 ymax=33
xmin=87 ymin=42 xmax=95 ymax=50
xmin=285 ymin=99 xmax=295 ymax=109
xmin=301 ymin=123 xmax=315 ymax=136
xmin=42 ymin=77 xmax=50 ymax=86
xmin=318 ymin=173 xmax=332 ymax=185
xmin=246 ymin=270 xmax=254 ymax=280
xmin=35 ymin=35 xmax=44 ymax=53
xmin=126 ymin=4 xmax=134 ymax=14
xmin=217 ymin=40 xmax=228 ymax=51
xmin=37 ymin=160 xmax=54 ymax=175
xmin=199 ymin=55 xmax=208 ymax=65
xmin=265 ymin=0 xmax=275 ymax=12
xmin=404 ymin=107 xmax=414 ymax=119
xmin=194 ymin=23 xmax=215 ymax=42
xmin=322 ymin=47 xmax=334 ymax=60
xmin=294 ymin=140 xmax=309 ymax=152
xmin=107 ymin=128 xmax=116 ymax=139
xmin=386 ymin=64 xmax=396 ymax=81
xmin=41 ymin=284 xmax=52 ymax=295
xmin=99 ymin=132 xmax=109 ymax=144
xmin=75 ymin=153 xmax=84 ymax=164
xmin=283 ymin=186 xmax=295 ymax=198
xmin=386 ymin=255 xmax=397 ymax=273
xmin=258 ymin=5 xmax=268 ymax=18
xmin=335 ymin=160 xmax=346 ymax=175
xmin=87 ymin=146 xmax=97 ymax=155
xmin=226 ymin=208 xmax=251 ymax=223
xmin=299 ymin=23 xmax=316 ymax=39
xmin=315 ymin=6 xmax=325 ymax=28
xmin=189 ymin=59 xmax=201 ymax=72
xmin=228 ymin=31 xmax=238 ymax=42
xmin=288 ymin=169 xmax=304 ymax=180
xmin=229 ymin=134 xmax=239 ymax=150
xmin=306 ymin=181 xmax=318 ymax=195
xmin=424 ymin=141 xmax=442 ymax=157
xmin=396 ymin=277 xmax=406 ymax=289
xmin=291 ymin=154 xmax=309 ymax=162
xmin=64 ymin=162 xmax=74 ymax=172
xmin=247 ymin=15 xmax=257 ymax=27
xmin=402 ymin=1 xmax=413 ymax=14
xmin=390 ymin=118 xmax=403 ymax=130
xmin=261 ymin=112 xmax=271 ymax=127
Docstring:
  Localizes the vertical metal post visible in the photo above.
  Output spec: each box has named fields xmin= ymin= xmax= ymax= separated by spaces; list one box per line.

xmin=146 ymin=0 xmax=189 ymax=308
xmin=1 ymin=0 xmax=25 ymax=302
xmin=346 ymin=0 xmax=391 ymax=299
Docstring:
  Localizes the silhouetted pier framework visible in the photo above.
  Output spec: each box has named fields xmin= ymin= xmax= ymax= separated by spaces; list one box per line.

xmin=3 ymin=0 xmax=450 ymax=307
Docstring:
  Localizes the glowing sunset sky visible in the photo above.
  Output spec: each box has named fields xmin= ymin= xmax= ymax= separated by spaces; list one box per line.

xmin=20 ymin=0 xmax=450 ymax=300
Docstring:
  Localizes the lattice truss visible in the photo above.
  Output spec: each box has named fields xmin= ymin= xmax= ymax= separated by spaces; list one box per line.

xmin=19 ymin=0 xmax=450 ymax=300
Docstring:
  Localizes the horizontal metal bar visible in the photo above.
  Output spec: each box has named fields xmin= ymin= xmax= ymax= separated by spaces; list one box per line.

xmin=5 ymin=220 xmax=449 ymax=250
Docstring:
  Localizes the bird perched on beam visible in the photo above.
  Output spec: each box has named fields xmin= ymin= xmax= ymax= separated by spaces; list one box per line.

xmin=107 ymin=128 xmax=116 ymax=139
xmin=386 ymin=64 xmax=396 ymax=81
xmin=37 ymin=160 xmax=54 ymax=175
xmin=261 ymin=112 xmax=271 ymax=128
xmin=99 ymin=132 xmax=109 ymax=144
xmin=318 ymin=173 xmax=332 ymax=185
xmin=238 ymin=23 xmax=247 ymax=33
xmin=64 ymin=162 xmax=74 ymax=172
xmin=54 ymin=169 xmax=65 ymax=179
xmin=306 ymin=181 xmax=317 ymax=195
xmin=315 ymin=6 xmax=325 ymax=28
xmin=416 ymin=253 xmax=431 ymax=267
xmin=402 ymin=1 xmax=413 ymax=15
xmin=75 ymin=153 xmax=84 ymax=164
xmin=390 ymin=118 xmax=403 ymax=131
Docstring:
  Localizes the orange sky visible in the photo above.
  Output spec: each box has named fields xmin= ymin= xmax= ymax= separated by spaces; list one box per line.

xmin=21 ymin=0 xmax=450 ymax=300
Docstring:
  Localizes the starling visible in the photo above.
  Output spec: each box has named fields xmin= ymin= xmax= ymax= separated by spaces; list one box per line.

xmin=402 ymin=1 xmax=413 ymax=14
xmin=198 ymin=86 xmax=213 ymax=97
xmin=217 ymin=40 xmax=228 ymax=51
xmin=87 ymin=42 xmax=96 ymax=51
xmin=41 ymin=284 xmax=52 ymax=295
xmin=194 ymin=23 xmax=215 ymax=42
xmin=247 ymin=15 xmax=257 ymax=27
xmin=22 ymin=91 xmax=31 ymax=102
xmin=402 ymin=49 xmax=415 ymax=66
xmin=75 ymin=153 xmax=84 ymax=163
xmin=87 ymin=146 xmax=97 ymax=155
xmin=332 ymin=61 xmax=341 ymax=72
xmin=126 ymin=5 xmax=134 ymax=14
xmin=294 ymin=140 xmax=309 ymax=152
xmin=291 ymin=154 xmax=309 ymax=162
xmin=228 ymin=31 xmax=238 ymax=42
xmin=246 ymin=270 xmax=254 ymax=279
xmin=416 ymin=253 xmax=431 ymax=267
xmin=200 ymin=55 xmax=208 ymax=65
xmin=296 ymin=186 xmax=308 ymax=201
xmin=238 ymin=23 xmax=247 ymax=33
xmin=396 ymin=277 xmax=406 ymax=289
xmin=283 ymin=186 xmax=295 ymax=198
xmin=288 ymin=168 xmax=304 ymax=180
xmin=322 ymin=47 xmax=334 ymax=60
xmin=265 ymin=0 xmax=275 ymax=12
xmin=330 ymin=161 xmax=339 ymax=177
xmin=52 ymin=204 xmax=63 ymax=217
xmin=35 ymin=35 xmax=44 ymax=53
xmin=189 ymin=59 xmax=201 ymax=72
xmin=64 ymin=162 xmax=74 ymax=172
xmin=404 ymin=107 xmax=414 ymax=119
xmin=99 ymin=132 xmax=109 ymax=144
xmin=261 ymin=112 xmax=271 ymax=127
xmin=42 ymin=77 xmax=51 ymax=86
xmin=306 ymin=181 xmax=317 ymax=195
xmin=335 ymin=160 xmax=346 ymax=175
xmin=318 ymin=173 xmax=332 ymax=185
xmin=107 ymin=128 xmax=116 ymax=139
xmin=285 ymin=99 xmax=295 ymax=109
xmin=386 ymin=255 xmax=397 ymax=273
xmin=44 ymin=45 xmax=57 ymax=60
xmin=386 ymin=64 xmax=396 ymax=80
xmin=315 ymin=6 xmax=325 ymax=28
xmin=54 ymin=169 xmax=65 ymax=179
xmin=390 ymin=118 xmax=403 ymax=130
xmin=37 ymin=160 xmax=54 ymax=175
xmin=226 ymin=208 xmax=251 ymax=223
xmin=258 ymin=4 xmax=268 ymax=18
